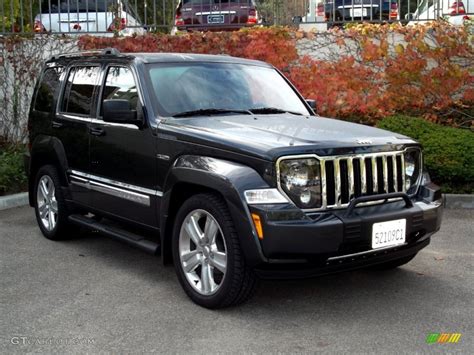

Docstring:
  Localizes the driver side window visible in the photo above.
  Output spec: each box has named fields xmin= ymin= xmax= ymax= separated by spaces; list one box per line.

xmin=101 ymin=66 xmax=138 ymax=117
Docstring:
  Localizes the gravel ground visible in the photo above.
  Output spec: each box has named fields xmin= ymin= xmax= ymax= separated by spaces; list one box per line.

xmin=0 ymin=206 xmax=472 ymax=354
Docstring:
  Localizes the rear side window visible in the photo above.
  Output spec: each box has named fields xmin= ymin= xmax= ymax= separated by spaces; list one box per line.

xmin=34 ymin=67 xmax=64 ymax=113
xmin=61 ymin=66 xmax=100 ymax=116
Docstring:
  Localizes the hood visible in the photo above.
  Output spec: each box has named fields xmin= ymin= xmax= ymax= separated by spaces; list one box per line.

xmin=159 ymin=114 xmax=417 ymax=160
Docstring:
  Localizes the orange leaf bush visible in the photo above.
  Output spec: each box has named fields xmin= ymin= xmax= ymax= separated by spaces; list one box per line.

xmin=78 ymin=23 xmax=474 ymax=126
xmin=79 ymin=27 xmax=298 ymax=72
xmin=290 ymin=22 xmax=474 ymax=125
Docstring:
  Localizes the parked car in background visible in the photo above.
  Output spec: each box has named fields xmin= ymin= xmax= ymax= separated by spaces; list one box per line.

xmin=322 ymin=0 xmax=399 ymax=23
xmin=174 ymin=0 xmax=259 ymax=32
xmin=407 ymin=0 xmax=472 ymax=25
xmin=34 ymin=0 xmax=144 ymax=36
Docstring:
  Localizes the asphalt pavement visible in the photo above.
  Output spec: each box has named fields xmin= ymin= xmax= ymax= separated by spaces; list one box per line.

xmin=0 ymin=206 xmax=473 ymax=353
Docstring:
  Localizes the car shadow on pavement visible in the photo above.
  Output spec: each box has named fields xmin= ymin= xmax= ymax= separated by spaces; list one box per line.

xmin=63 ymin=229 xmax=441 ymax=315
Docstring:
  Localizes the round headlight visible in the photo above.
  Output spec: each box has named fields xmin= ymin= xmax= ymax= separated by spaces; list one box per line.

xmin=404 ymin=148 xmax=422 ymax=195
xmin=279 ymin=158 xmax=322 ymax=209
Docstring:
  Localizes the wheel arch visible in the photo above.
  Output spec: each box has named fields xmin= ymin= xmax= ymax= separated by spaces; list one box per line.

xmin=160 ymin=155 xmax=269 ymax=267
xmin=28 ymin=135 xmax=69 ymax=207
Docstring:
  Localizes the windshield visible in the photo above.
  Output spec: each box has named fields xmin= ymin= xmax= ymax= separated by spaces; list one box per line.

xmin=146 ymin=63 xmax=311 ymax=117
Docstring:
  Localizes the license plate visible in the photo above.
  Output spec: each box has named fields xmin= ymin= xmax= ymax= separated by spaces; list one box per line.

xmin=350 ymin=8 xmax=367 ymax=17
xmin=372 ymin=219 xmax=406 ymax=249
xmin=208 ymin=15 xmax=225 ymax=24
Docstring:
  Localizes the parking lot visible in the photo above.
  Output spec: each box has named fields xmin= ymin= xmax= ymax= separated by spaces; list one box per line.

xmin=0 ymin=206 xmax=472 ymax=353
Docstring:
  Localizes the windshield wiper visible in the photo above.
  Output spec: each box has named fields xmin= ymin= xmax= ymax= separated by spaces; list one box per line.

xmin=249 ymin=107 xmax=304 ymax=116
xmin=172 ymin=108 xmax=252 ymax=118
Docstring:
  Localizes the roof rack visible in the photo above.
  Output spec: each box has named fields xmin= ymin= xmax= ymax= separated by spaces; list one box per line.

xmin=50 ymin=48 xmax=122 ymax=61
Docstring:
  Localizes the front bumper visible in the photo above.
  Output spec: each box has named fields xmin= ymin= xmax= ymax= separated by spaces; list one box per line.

xmin=249 ymin=184 xmax=443 ymax=278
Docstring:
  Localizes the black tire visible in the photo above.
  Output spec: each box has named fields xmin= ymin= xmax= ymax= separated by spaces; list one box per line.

xmin=34 ymin=165 xmax=74 ymax=240
xmin=370 ymin=253 xmax=417 ymax=270
xmin=172 ymin=193 xmax=258 ymax=309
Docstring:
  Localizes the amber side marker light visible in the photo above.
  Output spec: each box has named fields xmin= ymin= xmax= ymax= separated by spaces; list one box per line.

xmin=251 ymin=213 xmax=264 ymax=240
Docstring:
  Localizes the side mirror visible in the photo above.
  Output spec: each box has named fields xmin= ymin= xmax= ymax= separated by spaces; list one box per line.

xmin=103 ymin=99 xmax=140 ymax=126
xmin=306 ymin=99 xmax=317 ymax=112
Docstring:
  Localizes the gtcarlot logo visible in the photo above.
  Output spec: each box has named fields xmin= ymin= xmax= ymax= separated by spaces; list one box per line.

xmin=10 ymin=336 xmax=95 ymax=346
xmin=426 ymin=333 xmax=462 ymax=344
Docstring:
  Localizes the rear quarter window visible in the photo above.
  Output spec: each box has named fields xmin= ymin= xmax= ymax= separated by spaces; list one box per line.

xmin=34 ymin=67 xmax=64 ymax=113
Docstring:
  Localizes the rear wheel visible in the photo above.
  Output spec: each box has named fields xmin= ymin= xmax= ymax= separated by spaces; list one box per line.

xmin=172 ymin=193 xmax=258 ymax=308
xmin=370 ymin=253 xmax=417 ymax=270
xmin=34 ymin=165 xmax=74 ymax=240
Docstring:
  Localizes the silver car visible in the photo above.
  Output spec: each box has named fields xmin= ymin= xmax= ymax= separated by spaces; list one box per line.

xmin=34 ymin=0 xmax=145 ymax=36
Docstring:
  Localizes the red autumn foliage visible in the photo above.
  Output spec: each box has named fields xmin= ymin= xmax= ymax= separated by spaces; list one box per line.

xmin=78 ymin=23 xmax=474 ymax=127
xmin=79 ymin=27 xmax=298 ymax=72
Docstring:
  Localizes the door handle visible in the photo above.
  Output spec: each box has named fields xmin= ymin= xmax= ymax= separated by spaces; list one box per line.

xmin=89 ymin=127 xmax=105 ymax=136
xmin=52 ymin=121 xmax=63 ymax=129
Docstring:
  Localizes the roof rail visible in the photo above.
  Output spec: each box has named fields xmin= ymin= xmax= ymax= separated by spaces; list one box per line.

xmin=50 ymin=48 xmax=122 ymax=61
xmin=101 ymin=48 xmax=121 ymax=56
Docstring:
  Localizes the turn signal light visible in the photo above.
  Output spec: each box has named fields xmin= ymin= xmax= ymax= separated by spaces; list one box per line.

xmin=251 ymin=213 xmax=264 ymax=240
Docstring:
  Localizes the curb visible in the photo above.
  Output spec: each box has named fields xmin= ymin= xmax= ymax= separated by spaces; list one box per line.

xmin=443 ymin=194 xmax=474 ymax=210
xmin=0 ymin=192 xmax=29 ymax=211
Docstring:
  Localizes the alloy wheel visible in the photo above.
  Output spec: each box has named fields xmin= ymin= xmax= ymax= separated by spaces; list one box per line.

xmin=36 ymin=175 xmax=58 ymax=231
xmin=178 ymin=209 xmax=227 ymax=296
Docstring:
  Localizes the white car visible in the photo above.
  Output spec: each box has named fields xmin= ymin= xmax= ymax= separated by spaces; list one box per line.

xmin=408 ymin=0 xmax=473 ymax=25
xmin=34 ymin=0 xmax=145 ymax=36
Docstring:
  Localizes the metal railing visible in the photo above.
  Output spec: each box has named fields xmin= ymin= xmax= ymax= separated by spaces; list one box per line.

xmin=0 ymin=0 xmax=472 ymax=35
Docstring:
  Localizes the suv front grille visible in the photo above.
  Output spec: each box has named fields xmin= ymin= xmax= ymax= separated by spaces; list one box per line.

xmin=321 ymin=152 xmax=405 ymax=210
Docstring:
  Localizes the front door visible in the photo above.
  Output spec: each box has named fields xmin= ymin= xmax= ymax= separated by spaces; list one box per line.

xmin=89 ymin=64 xmax=158 ymax=227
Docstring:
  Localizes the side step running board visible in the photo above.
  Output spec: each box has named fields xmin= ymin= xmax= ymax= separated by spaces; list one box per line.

xmin=68 ymin=214 xmax=160 ymax=254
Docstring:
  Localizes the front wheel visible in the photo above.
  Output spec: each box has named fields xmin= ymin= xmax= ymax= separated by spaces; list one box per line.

xmin=172 ymin=193 xmax=258 ymax=309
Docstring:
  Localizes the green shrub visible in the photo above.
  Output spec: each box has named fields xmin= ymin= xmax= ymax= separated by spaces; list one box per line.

xmin=0 ymin=144 xmax=27 ymax=196
xmin=378 ymin=116 xmax=474 ymax=193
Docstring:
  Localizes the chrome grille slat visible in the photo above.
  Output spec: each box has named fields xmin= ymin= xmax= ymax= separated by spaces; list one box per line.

xmin=392 ymin=155 xmax=398 ymax=192
xmin=347 ymin=158 xmax=354 ymax=200
xmin=371 ymin=156 xmax=378 ymax=194
xmin=334 ymin=158 xmax=341 ymax=207
xmin=382 ymin=155 xmax=388 ymax=193
xmin=401 ymin=155 xmax=406 ymax=192
xmin=320 ymin=160 xmax=328 ymax=209
xmin=360 ymin=157 xmax=367 ymax=195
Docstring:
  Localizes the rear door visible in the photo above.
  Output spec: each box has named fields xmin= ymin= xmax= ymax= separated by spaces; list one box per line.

xmin=88 ymin=64 xmax=158 ymax=227
xmin=56 ymin=64 xmax=101 ymax=207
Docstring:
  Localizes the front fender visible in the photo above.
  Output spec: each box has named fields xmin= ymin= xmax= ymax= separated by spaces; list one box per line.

xmin=161 ymin=155 xmax=270 ymax=266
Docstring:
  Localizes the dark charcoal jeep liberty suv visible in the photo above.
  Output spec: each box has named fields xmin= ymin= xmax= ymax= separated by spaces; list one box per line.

xmin=26 ymin=49 xmax=443 ymax=308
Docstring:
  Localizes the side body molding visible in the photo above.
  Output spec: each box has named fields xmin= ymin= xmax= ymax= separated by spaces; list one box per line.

xmin=160 ymin=155 xmax=270 ymax=266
